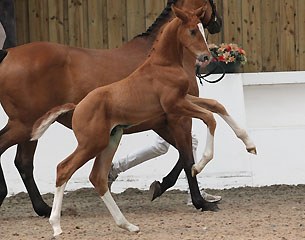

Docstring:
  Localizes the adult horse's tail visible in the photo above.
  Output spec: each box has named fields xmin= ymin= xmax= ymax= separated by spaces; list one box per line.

xmin=31 ymin=103 xmax=76 ymax=141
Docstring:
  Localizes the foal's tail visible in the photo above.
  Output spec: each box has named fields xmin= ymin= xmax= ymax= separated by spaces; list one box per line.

xmin=31 ymin=103 xmax=76 ymax=141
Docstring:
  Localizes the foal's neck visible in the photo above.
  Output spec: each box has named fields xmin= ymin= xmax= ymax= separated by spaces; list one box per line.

xmin=149 ymin=18 xmax=183 ymax=67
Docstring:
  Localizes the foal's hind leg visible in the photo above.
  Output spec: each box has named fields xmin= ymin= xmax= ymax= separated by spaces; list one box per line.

xmin=89 ymin=128 xmax=139 ymax=232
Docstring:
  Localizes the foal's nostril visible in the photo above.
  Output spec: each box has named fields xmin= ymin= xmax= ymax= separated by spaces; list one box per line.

xmin=198 ymin=55 xmax=210 ymax=62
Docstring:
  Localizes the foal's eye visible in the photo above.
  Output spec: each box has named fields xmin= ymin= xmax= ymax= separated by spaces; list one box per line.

xmin=190 ymin=29 xmax=197 ymax=36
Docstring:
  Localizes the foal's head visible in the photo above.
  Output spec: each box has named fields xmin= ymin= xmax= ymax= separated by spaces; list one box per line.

xmin=173 ymin=5 xmax=211 ymax=70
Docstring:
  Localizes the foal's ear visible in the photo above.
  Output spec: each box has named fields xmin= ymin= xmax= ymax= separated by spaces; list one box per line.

xmin=194 ymin=6 xmax=206 ymax=19
xmin=172 ymin=5 xmax=188 ymax=23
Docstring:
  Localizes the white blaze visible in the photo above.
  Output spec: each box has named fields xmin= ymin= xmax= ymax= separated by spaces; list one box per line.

xmin=197 ymin=23 xmax=208 ymax=46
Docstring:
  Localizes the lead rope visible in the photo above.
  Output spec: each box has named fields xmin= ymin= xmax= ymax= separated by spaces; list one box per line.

xmin=196 ymin=31 xmax=226 ymax=85
xmin=195 ymin=61 xmax=226 ymax=85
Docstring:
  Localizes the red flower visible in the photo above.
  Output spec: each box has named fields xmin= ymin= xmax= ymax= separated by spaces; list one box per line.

xmin=226 ymin=46 xmax=232 ymax=52
xmin=218 ymin=56 xmax=226 ymax=62
xmin=209 ymin=43 xmax=247 ymax=65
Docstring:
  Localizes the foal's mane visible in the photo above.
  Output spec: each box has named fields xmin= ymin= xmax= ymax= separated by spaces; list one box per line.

xmin=136 ymin=0 xmax=178 ymax=38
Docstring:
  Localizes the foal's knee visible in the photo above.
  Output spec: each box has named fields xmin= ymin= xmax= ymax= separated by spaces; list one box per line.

xmin=205 ymin=112 xmax=217 ymax=132
xmin=209 ymin=99 xmax=228 ymax=115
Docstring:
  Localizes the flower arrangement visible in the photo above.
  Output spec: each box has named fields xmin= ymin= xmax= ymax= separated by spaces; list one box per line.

xmin=208 ymin=43 xmax=247 ymax=65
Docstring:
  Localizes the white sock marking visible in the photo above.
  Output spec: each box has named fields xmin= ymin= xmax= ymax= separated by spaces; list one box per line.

xmin=193 ymin=130 xmax=214 ymax=174
xmin=102 ymin=190 xmax=139 ymax=232
xmin=49 ymin=183 xmax=67 ymax=237
xmin=220 ymin=114 xmax=256 ymax=150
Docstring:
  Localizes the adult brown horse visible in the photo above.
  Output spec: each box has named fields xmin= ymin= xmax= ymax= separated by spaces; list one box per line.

xmin=31 ymin=5 xmax=214 ymax=235
xmin=0 ymin=0 xmax=221 ymax=217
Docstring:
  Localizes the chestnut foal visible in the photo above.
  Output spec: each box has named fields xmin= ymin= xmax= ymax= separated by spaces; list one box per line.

xmin=0 ymin=0 xmax=222 ymax=217
xmin=32 ymin=6 xmax=225 ymax=235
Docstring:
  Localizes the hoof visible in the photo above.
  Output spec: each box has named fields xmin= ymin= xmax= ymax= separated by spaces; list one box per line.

xmin=201 ymin=201 xmax=219 ymax=212
xmin=52 ymin=226 xmax=63 ymax=237
xmin=247 ymin=147 xmax=257 ymax=155
xmin=50 ymin=218 xmax=63 ymax=237
xmin=191 ymin=165 xmax=199 ymax=177
xmin=119 ymin=222 xmax=140 ymax=232
xmin=149 ymin=181 xmax=162 ymax=201
xmin=35 ymin=204 xmax=52 ymax=217
xmin=128 ymin=224 xmax=140 ymax=233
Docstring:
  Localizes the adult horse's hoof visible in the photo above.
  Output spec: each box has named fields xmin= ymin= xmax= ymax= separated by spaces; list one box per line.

xmin=149 ymin=180 xmax=162 ymax=201
xmin=35 ymin=203 xmax=52 ymax=217
xmin=201 ymin=201 xmax=219 ymax=212
xmin=193 ymin=199 xmax=219 ymax=212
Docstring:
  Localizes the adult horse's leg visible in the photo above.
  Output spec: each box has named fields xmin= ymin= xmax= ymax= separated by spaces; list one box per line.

xmin=151 ymin=117 xmax=218 ymax=211
xmin=0 ymin=118 xmax=51 ymax=216
xmin=14 ymin=140 xmax=52 ymax=217
xmin=0 ymin=159 xmax=7 ymax=206
xmin=0 ymin=122 xmax=29 ymax=205
xmin=149 ymin=150 xmax=183 ymax=200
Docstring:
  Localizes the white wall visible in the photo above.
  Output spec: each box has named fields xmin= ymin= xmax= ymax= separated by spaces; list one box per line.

xmin=2 ymin=71 xmax=305 ymax=195
xmin=243 ymin=71 xmax=305 ymax=186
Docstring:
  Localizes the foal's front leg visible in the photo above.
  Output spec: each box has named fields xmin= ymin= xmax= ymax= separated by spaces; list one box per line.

xmin=49 ymin=147 xmax=98 ymax=236
xmin=49 ymin=182 xmax=67 ymax=236
xmin=187 ymin=95 xmax=257 ymax=154
xmin=186 ymin=95 xmax=256 ymax=174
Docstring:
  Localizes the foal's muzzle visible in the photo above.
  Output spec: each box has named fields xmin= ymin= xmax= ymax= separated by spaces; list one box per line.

xmin=196 ymin=54 xmax=211 ymax=69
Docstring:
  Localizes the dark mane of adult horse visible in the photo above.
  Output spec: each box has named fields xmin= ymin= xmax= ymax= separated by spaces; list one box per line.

xmin=0 ymin=0 xmax=16 ymax=49
xmin=0 ymin=0 xmax=222 ymax=217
